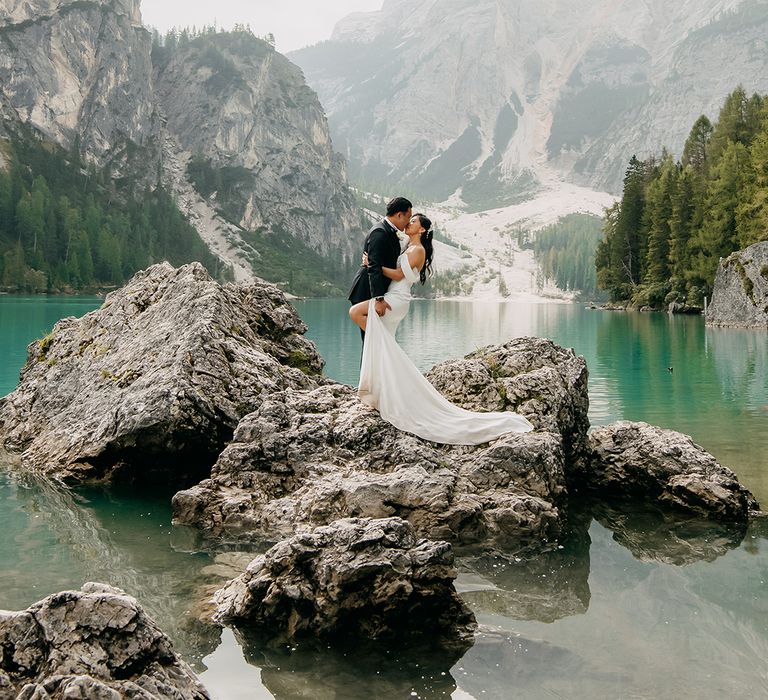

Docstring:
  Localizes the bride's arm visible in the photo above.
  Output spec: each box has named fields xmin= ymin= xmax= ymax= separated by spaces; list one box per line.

xmin=381 ymin=265 xmax=405 ymax=281
xmin=363 ymin=252 xmax=405 ymax=280
xmin=364 ymin=248 xmax=424 ymax=281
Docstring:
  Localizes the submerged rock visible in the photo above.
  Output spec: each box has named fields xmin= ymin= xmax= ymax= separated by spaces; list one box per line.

xmin=706 ymin=240 xmax=768 ymax=328
xmin=0 ymin=582 xmax=209 ymax=699
xmin=172 ymin=374 xmax=569 ymax=549
xmin=0 ymin=262 xmax=322 ymax=485
xmin=212 ymin=517 xmax=477 ymax=647
xmin=587 ymin=421 xmax=759 ymax=521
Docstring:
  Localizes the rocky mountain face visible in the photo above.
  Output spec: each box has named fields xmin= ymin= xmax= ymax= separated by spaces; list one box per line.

xmin=0 ymin=0 xmax=359 ymax=283
xmin=0 ymin=0 xmax=158 ymax=179
xmin=291 ymin=0 xmax=768 ymax=203
xmin=706 ymin=241 xmax=768 ymax=328
xmin=153 ymin=31 xmax=360 ymax=271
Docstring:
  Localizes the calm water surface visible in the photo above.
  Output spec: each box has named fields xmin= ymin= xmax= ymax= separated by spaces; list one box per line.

xmin=1 ymin=295 xmax=767 ymax=699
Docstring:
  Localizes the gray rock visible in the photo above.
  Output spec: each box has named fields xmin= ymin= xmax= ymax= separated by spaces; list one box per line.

xmin=212 ymin=517 xmax=477 ymax=646
xmin=426 ymin=337 xmax=591 ymax=482
xmin=0 ymin=582 xmax=209 ymax=700
xmin=706 ymin=241 xmax=768 ymax=329
xmin=0 ymin=262 xmax=322 ymax=484
xmin=587 ymin=421 xmax=759 ymax=521
xmin=172 ymin=373 xmax=568 ymax=549
xmin=153 ymin=32 xmax=360 ymax=263
xmin=668 ymin=301 xmax=703 ymax=315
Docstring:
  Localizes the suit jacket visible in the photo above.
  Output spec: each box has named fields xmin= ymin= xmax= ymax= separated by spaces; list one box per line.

xmin=347 ymin=219 xmax=402 ymax=304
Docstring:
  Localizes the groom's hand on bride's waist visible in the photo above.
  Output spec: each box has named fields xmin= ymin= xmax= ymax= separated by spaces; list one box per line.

xmin=374 ymin=298 xmax=391 ymax=316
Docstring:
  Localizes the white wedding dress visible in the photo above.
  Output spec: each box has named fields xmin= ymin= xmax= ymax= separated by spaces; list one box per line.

xmin=358 ymin=250 xmax=534 ymax=444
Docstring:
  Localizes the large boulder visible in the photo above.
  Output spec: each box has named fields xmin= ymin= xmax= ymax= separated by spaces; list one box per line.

xmin=212 ymin=517 xmax=477 ymax=648
xmin=587 ymin=421 xmax=759 ymax=521
xmin=706 ymin=240 xmax=768 ymax=328
xmin=172 ymin=380 xmax=568 ymax=549
xmin=0 ymin=262 xmax=322 ymax=484
xmin=426 ymin=337 xmax=591 ymax=483
xmin=0 ymin=582 xmax=209 ymax=699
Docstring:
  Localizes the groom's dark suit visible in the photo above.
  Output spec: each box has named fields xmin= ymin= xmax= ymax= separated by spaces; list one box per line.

xmin=348 ymin=218 xmax=402 ymax=305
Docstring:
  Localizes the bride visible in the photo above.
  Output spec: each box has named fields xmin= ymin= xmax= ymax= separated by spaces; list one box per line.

xmin=348 ymin=213 xmax=533 ymax=445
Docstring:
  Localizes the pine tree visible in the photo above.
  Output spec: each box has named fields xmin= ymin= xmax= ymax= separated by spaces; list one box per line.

xmin=612 ymin=156 xmax=648 ymax=293
xmin=595 ymin=203 xmax=622 ymax=299
xmin=668 ymin=166 xmax=696 ymax=297
xmin=688 ymin=140 xmax=752 ymax=293
xmin=643 ymin=155 xmax=677 ymax=294
xmin=735 ymin=106 xmax=768 ymax=246
xmin=0 ymin=170 xmax=13 ymax=236
xmin=682 ymin=115 xmax=713 ymax=174
xmin=2 ymin=241 xmax=25 ymax=289
xmin=706 ymin=86 xmax=764 ymax=165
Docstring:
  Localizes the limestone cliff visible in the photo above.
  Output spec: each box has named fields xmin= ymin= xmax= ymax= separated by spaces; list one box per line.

xmin=0 ymin=0 xmax=359 ymax=286
xmin=291 ymin=0 xmax=768 ymax=201
xmin=0 ymin=0 xmax=158 ymax=179
xmin=153 ymin=31 xmax=359 ymax=261
xmin=706 ymin=241 xmax=768 ymax=328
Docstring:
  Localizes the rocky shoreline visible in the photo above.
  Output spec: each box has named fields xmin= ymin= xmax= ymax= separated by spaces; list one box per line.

xmin=0 ymin=262 xmax=761 ymax=695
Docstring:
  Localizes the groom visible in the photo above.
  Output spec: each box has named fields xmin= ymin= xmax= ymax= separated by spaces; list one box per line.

xmin=348 ymin=196 xmax=412 ymax=339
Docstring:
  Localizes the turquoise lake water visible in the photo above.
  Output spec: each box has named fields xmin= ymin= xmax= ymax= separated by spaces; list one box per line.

xmin=1 ymin=295 xmax=766 ymax=699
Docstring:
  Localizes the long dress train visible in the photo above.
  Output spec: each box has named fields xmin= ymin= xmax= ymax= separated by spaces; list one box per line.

xmin=358 ymin=252 xmax=533 ymax=445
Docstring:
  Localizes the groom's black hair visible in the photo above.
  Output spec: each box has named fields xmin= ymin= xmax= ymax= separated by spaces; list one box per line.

xmin=386 ymin=197 xmax=412 ymax=216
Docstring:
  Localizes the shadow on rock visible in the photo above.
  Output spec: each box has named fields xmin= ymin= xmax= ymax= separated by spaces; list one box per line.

xmin=590 ymin=498 xmax=747 ymax=565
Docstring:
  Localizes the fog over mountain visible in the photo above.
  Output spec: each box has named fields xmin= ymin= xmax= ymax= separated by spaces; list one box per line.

xmin=291 ymin=0 xmax=768 ymax=206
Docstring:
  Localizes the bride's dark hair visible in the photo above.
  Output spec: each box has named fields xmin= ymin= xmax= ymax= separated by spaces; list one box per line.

xmin=415 ymin=213 xmax=434 ymax=285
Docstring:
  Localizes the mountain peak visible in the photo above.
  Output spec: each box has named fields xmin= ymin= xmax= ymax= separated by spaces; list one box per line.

xmin=294 ymin=0 xmax=765 ymax=201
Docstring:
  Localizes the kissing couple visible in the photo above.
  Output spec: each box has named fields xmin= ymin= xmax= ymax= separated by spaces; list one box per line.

xmin=347 ymin=196 xmax=532 ymax=444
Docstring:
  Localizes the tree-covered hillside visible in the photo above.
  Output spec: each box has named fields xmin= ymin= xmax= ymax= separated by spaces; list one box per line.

xmin=596 ymin=86 xmax=768 ymax=307
xmin=534 ymin=214 xmax=606 ymax=300
xmin=0 ymin=126 xmax=227 ymax=293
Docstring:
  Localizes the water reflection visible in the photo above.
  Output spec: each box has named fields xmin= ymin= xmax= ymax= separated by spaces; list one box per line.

xmin=456 ymin=508 xmax=592 ymax=623
xmin=0 ymin=473 xmax=222 ymax=665
xmin=591 ymin=500 xmax=746 ymax=566
xmin=4 ymin=472 xmax=768 ymax=698
xmin=453 ymin=629 xmax=615 ymax=699
xmin=232 ymin=629 xmax=467 ymax=700
xmin=706 ymin=325 xmax=768 ymax=413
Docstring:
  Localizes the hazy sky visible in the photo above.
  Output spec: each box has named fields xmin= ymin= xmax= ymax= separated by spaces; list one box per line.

xmin=140 ymin=0 xmax=383 ymax=53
